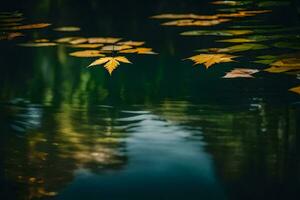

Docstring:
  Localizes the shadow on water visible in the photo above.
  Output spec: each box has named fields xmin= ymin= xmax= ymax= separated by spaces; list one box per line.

xmin=0 ymin=0 xmax=300 ymax=200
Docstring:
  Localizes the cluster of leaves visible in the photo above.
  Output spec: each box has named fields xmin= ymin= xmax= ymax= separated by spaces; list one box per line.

xmin=19 ymin=36 xmax=156 ymax=75
xmin=154 ymin=0 xmax=300 ymax=95
xmin=0 ymin=11 xmax=50 ymax=41
xmin=151 ymin=10 xmax=270 ymax=27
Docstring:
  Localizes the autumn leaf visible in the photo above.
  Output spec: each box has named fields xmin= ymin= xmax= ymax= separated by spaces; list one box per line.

xmin=87 ymin=37 xmax=122 ymax=44
xmin=18 ymin=42 xmax=57 ymax=47
xmin=162 ymin=19 xmax=230 ymax=26
xmin=101 ymin=45 xmax=132 ymax=51
xmin=117 ymin=41 xmax=145 ymax=46
xmin=0 ymin=32 xmax=23 ymax=40
xmin=217 ymin=38 xmax=256 ymax=43
xmin=88 ymin=56 xmax=132 ymax=75
xmin=201 ymin=43 xmax=268 ymax=53
xmin=211 ymin=1 xmax=240 ymax=5
xmin=186 ymin=54 xmax=237 ymax=68
xmin=69 ymin=44 xmax=103 ymax=48
xmin=264 ymin=58 xmax=300 ymax=73
xmin=289 ymin=86 xmax=300 ymax=95
xmin=120 ymin=47 xmax=157 ymax=54
xmin=223 ymin=68 xmax=259 ymax=78
xmin=69 ymin=50 xmax=104 ymax=57
xmin=151 ymin=13 xmax=219 ymax=20
xmin=53 ymin=26 xmax=81 ymax=32
xmin=181 ymin=29 xmax=253 ymax=36
xmin=1 ymin=23 xmax=51 ymax=30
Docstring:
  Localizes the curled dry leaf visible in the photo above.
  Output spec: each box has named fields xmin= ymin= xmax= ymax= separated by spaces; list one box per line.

xmin=88 ymin=56 xmax=132 ymax=75
xmin=69 ymin=50 xmax=104 ymax=57
xmin=53 ymin=26 xmax=81 ymax=32
xmin=289 ymin=86 xmax=300 ymax=95
xmin=1 ymin=23 xmax=51 ymax=30
xmin=223 ymin=68 xmax=259 ymax=78
xmin=186 ymin=54 xmax=237 ymax=68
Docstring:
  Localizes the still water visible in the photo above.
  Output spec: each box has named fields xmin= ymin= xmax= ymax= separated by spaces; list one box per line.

xmin=0 ymin=0 xmax=300 ymax=199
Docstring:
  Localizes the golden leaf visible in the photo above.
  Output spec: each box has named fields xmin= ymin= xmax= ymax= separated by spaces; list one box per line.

xmin=264 ymin=58 xmax=300 ymax=73
xmin=69 ymin=38 xmax=88 ymax=45
xmin=18 ymin=42 xmax=57 ymax=47
xmin=88 ymin=56 xmax=131 ymax=75
xmin=223 ymin=68 xmax=259 ymax=78
xmin=289 ymin=86 xmax=300 ymax=95
xmin=117 ymin=41 xmax=145 ymax=46
xmin=151 ymin=13 xmax=218 ymax=20
xmin=217 ymin=38 xmax=256 ymax=43
xmin=120 ymin=47 xmax=157 ymax=54
xmin=186 ymin=54 xmax=237 ymax=68
xmin=88 ymin=37 xmax=122 ymax=44
xmin=101 ymin=45 xmax=132 ymax=51
xmin=211 ymin=1 xmax=240 ymax=5
xmin=53 ymin=26 xmax=81 ymax=32
xmin=2 ymin=23 xmax=51 ymax=30
xmin=69 ymin=50 xmax=104 ymax=57
xmin=162 ymin=19 xmax=230 ymax=26
xmin=69 ymin=44 xmax=103 ymax=48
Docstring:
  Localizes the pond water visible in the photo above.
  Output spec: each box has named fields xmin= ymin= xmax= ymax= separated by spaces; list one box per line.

xmin=0 ymin=0 xmax=300 ymax=199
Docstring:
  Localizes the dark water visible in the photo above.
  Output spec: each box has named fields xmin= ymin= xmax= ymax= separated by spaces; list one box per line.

xmin=1 ymin=0 xmax=300 ymax=199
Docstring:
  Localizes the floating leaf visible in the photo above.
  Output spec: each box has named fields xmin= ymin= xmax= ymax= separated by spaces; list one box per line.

xmin=0 ymin=32 xmax=23 ymax=40
xmin=223 ymin=68 xmax=259 ymax=78
xmin=54 ymin=26 xmax=81 ymax=32
xmin=217 ymin=38 xmax=256 ymax=43
xmin=201 ymin=43 xmax=268 ymax=53
xmin=69 ymin=38 xmax=88 ymax=45
xmin=88 ymin=56 xmax=132 ymax=75
xmin=186 ymin=54 xmax=237 ymax=68
xmin=88 ymin=37 xmax=122 ymax=44
xmin=162 ymin=19 xmax=230 ymax=26
xmin=69 ymin=50 xmax=104 ymax=57
xmin=289 ymin=86 xmax=300 ymax=95
xmin=120 ymin=47 xmax=157 ymax=54
xmin=18 ymin=42 xmax=57 ymax=47
xmin=151 ymin=13 xmax=219 ymax=20
xmin=117 ymin=41 xmax=145 ymax=46
xmin=211 ymin=1 xmax=242 ymax=5
xmin=181 ymin=29 xmax=253 ymax=36
xmin=1 ymin=23 xmax=51 ymax=30
xmin=101 ymin=45 xmax=132 ymax=51
xmin=264 ymin=58 xmax=300 ymax=73
xmin=69 ymin=44 xmax=104 ymax=48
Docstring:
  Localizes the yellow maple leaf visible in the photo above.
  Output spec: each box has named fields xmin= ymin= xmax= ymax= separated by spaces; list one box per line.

xmin=88 ymin=56 xmax=131 ymax=75
xmin=186 ymin=54 xmax=237 ymax=68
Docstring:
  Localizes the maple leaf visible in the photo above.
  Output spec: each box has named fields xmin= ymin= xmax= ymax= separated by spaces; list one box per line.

xmin=88 ymin=56 xmax=132 ymax=75
xmin=186 ymin=54 xmax=237 ymax=68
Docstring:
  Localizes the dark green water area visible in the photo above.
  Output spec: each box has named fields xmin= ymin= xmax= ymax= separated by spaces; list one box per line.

xmin=1 ymin=0 xmax=300 ymax=199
